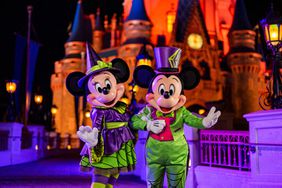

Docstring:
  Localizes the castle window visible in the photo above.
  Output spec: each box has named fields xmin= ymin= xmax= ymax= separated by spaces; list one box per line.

xmin=166 ymin=3 xmax=176 ymax=33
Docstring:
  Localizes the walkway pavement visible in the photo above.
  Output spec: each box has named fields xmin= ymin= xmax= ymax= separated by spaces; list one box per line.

xmin=0 ymin=150 xmax=146 ymax=188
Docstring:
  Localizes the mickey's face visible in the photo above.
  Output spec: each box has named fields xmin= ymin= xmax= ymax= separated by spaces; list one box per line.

xmin=146 ymin=74 xmax=186 ymax=114
xmin=87 ymin=71 xmax=125 ymax=108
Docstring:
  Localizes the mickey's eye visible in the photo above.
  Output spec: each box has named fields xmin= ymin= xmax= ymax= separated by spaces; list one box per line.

xmin=158 ymin=84 xmax=165 ymax=95
xmin=105 ymin=79 xmax=111 ymax=90
xmin=95 ymin=83 xmax=102 ymax=93
xmin=169 ymin=84 xmax=175 ymax=96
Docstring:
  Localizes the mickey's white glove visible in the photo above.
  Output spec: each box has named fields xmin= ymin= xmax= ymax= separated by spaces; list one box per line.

xmin=77 ymin=126 xmax=99 ymax=147
xmin=146 ymin=120 xmax=166 ymax=134
xmin=203 ymin=107 xmax=221 ymax=128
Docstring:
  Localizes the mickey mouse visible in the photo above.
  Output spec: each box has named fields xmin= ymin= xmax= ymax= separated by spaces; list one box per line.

xmin=131 ymin=47 xmax=221 ymax=188
xmin=66 ymin=43 xmax=136 ymax=188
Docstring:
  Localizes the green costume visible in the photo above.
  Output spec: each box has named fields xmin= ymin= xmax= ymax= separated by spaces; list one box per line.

xmin=132 ymin=105 xmax=205 ymax=188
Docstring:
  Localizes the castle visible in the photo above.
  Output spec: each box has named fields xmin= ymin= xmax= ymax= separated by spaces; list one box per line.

xmin=50 ymin=0 xmax=267 ymax=136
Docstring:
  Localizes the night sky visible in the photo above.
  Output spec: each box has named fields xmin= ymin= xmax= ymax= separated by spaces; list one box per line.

xmin=0 ymin=0 xmax=282 ymax=121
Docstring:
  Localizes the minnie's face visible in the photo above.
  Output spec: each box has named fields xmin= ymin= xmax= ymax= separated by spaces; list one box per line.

xmin=87 ymin=71 xmax=125 ymax=108
xmin=146 ymin=74 xmax=186 ymax=114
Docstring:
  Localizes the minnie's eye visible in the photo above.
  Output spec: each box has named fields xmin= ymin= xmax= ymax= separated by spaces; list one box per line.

xmin=158 ymin=84 xmax=165 ymax=95
xmin=105 ymin=79 xmax=111 ymax=90
xmin=95 ymin=83 xmax=102 ymax=93
xmin=169 ymin=84 xmax=175 ymax=96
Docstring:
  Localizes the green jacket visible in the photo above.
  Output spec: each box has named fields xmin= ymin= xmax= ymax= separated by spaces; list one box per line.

xmin=131 ymin=106 xmax=205 ymax=140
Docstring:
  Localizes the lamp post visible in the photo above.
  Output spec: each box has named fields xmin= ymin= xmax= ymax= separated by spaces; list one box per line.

xmin=51 ymin=105 xmax=58 ymax=131
xmin=260 ymin=7 xmax=282 ymax=109
xmin=5 ymin=80 xmax=17 ymax=121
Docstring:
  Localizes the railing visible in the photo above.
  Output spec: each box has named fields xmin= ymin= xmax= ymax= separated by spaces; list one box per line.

xmin=199 ymin=130 xmax=250 ymax=171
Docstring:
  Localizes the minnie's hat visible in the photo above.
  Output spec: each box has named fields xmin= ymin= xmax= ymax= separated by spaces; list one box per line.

xmin=77 ymin=43 xmax=120 ymax=87
xmin=154 ymin=47 xmax=182 ymax=73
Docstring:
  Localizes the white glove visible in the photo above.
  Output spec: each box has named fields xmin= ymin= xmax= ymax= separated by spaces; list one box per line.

xmin=146 ymin=120 xmax=166 ymax=134
xmin=202 ymin=107 xmax=221 ymax=128
xmin=77 ymin=126 xmax=99 ymax=147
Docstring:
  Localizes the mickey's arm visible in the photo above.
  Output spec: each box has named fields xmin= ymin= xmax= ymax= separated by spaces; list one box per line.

xmin=182 ymin=106 xmax=221 ymax=129
xmin=182 ymin=107 xmax=205 ymax=129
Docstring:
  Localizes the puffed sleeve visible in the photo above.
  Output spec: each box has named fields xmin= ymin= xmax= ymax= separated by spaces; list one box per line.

xmin=90 ymin=108 xmax=104 ymax=131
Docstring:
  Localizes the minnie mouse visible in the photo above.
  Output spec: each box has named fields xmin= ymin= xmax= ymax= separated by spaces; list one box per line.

xmin=66 ymin=43 xmax=136 ymax=188
xmin=131 ymin=47 xmax=221 ymax=188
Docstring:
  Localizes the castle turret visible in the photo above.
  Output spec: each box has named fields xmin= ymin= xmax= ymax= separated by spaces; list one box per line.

xmin=92 ymin=8 xmax=104 ymax=52
xmin=123 ymin=0 xmax=152 ymax=43
xmin=227 ymin=0 xmax=262 ymax=122
xmin=51 ymin=0 xmax=92 ymax=136
xmin=65 ymin=0 xmax=92 ymax=55
xmin=118 ymin=0 xmax=154 ymax=103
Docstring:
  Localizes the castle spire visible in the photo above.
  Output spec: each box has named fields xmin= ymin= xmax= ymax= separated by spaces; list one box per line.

xmin=95 ymin=8 xmax=104 ymax=31
xmin=67 ymin=1 xmax=92 ymax=43
xmin=229 ymin=0 xmax=252 ymax=32
xmin=125 ymin=0 xmax=151 ymax=22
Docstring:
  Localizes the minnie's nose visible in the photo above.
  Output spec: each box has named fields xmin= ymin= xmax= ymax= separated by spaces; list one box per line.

xmin=102 ymin=87 xmax=109 ymax=95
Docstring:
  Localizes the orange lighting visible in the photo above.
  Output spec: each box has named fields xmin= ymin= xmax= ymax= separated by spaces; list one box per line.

xmin=51 ymin=105 xmax=58 ymax=115
xmin=6 ymin=81 xmax=17 ymax=93
xmin=137 ymin=59 xmax=152 ymax=66
xmin=67 ymin=145 xmax=72 ymax=150
xmin=198 ymin=109 xmax=206 ymax=115
xmin=85 ymin=110 xmax=90 ymax=118
xmin=34 ymin=95 xmax=43 ymax=104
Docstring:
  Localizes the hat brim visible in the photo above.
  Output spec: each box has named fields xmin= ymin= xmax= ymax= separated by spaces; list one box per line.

xmin=78 ymin=67 xmax=120 ymax=87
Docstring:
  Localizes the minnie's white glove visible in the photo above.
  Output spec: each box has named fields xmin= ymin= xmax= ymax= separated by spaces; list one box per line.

xmin=146 ymin=120 xmax=166 ymax=134
xmin=203 ymin=107 xmax=221 ymax=128
xmin=77 ymin=126 xmax=99 ymax=147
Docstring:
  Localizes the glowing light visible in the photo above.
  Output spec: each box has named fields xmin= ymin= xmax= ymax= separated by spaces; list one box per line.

xmin=35 ymin=145 xmax=39 ymax=150
xmin=85 ymin=111 xmax=90 ymax=118
xmin=67 ymin=145 xmax=72 ymax=150
xmin=269 ymin=24 xmax=279 ymax=46
xmin=47 ymin=145 xmax=51 ymax=150
xmin=6 ymin=81 xmax=17 ymax=93
xmin=51 ymin=105 xmax=58 ymax=115
xmin=34 ymin=95 xmax=43 ymax=104
xmin=198 ymin=109 xmax=206 ymax=115
xmin=137 ymin=59 xmax=152 ymax=66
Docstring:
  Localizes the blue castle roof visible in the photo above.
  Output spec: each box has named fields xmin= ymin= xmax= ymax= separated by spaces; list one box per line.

xmin=67 ymin=1 xmax=92 ymax=43
xmin=125 ymin=0 xmax=151 ymax=22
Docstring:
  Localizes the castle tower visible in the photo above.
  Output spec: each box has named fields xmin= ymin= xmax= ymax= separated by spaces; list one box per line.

xmin=118 ymin=0 xmax=154 ymax=102
xmin=51 ymin=0 xmax=92 ymax=135
xmin=92 ymin=8 xmax=104 ymax=52
xmin=227 ymin=0 xmax=262 ymax=120
xmin=170 ymin=0 xmax=223 ymax=110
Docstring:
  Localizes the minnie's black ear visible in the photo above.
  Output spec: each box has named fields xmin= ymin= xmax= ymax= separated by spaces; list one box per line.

xmin=133 ymin=65 xmax=155 ymax=88
xmin=66 ymin=72 xmax=86 ymax=96
xmin=111 ymin=58 xmax=130 ymax=83
xmin=179 ymin=67 xmax=201 ymax=90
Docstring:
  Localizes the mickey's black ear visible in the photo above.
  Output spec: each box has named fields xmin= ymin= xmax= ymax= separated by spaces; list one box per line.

xmin=133 ymin=65 xmax=155 ymax=88
xmin=111 ymin=58 xmax=130 ymax=83
xmin=66 ymin=72 xmax=86 ymax=96
xmin=179 ymin=66 xmax=201 ymax=90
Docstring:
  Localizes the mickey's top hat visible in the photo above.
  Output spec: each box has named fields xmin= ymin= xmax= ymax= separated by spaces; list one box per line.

xmin=78 ymin=43 xmax=120 ymax=87
xmin=154 ymin=47 xmax=182 ymax=73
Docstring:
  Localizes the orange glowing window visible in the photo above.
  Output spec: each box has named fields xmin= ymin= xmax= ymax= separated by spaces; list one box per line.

xmin=166 ymin=4 xmax=176 ymax=33
xmin=137 ymin=59 xmax=152 ymax=66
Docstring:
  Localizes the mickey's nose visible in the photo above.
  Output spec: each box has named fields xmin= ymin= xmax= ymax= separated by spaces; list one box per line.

xmin=102 ymin=87 xmax=109 ymax=95
xmin=163 ymin=91 xmax=170 ymax=99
